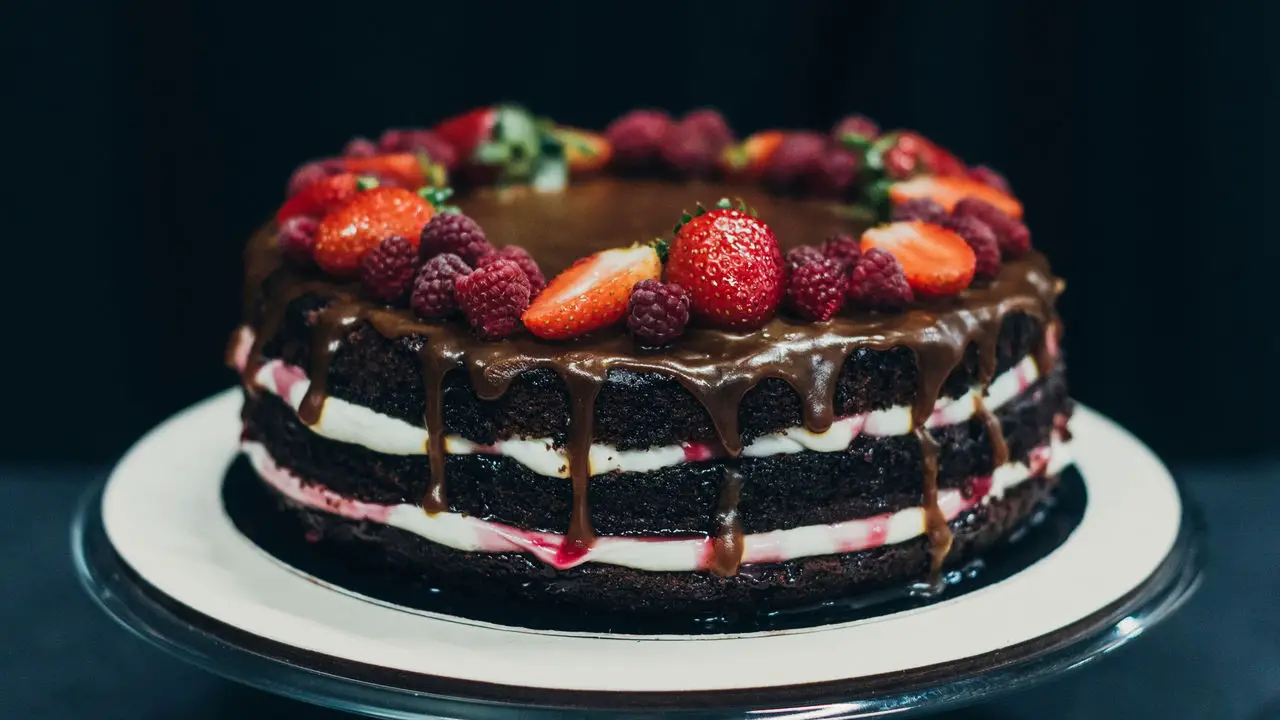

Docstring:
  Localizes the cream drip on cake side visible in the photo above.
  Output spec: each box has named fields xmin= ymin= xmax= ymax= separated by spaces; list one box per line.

xmin=232 ymin=325 xmax=1042 ymax=476
xmin=241 ymin=436 xmax=1071 ymax=572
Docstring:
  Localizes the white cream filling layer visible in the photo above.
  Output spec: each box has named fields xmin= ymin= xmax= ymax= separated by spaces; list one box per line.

xmin=242 ymin=437 xmax=1071 ymax=572
xmin=245 ymin=344 xmax=1041 ymax=478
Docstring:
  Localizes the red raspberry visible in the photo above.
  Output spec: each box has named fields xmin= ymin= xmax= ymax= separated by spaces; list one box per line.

xmin=680 ymin=108 xmax=734 ymax=153
xmin=822 ymin=234 xmax=861 ymax=268
xmin=786 ymin=245 xmax=826 ymax=271
xmin=410 ymin=253 xmax=472 ymax=319
xmin=286 ymin=161 xmax=336 ymax=197
xmin=454 ymin=259 xmax=532 ymax=339
xmin=848 ymin=248 xmax=914 ymax=310
xmin=360 ymin=235 xmax=419 ymax=303
xmin=659 ymin=120 xmax=718 ymax=177
xmin=419 ymin=212 xmax=493 ymax=266
xmin=278 ymin=216 xmax=318 ymax=266
xmin=943 ymin=215 xmax=1001 ymax=281
xmin=892 ymin=197 xmax=948 ymax=224
xmin=377 ymin=129 xmax=458 ymax=169
xmin=626 ymin=280 xmax=691 ymax=345
xmin=811 ymin=144 xmax=861 ymax=197
xmin=763 ymin=132 xmax=825 ymax=191
xmin=968 ymin=165 xmax=1012 ymax=194
xmin=786 ymin=258 xmax=849 ymax=321
xmin=604 ymin=110 xmax=673 ymax=169
xmin=831 ymin=114 xmax=880 ymax=144
xmin=476 ymin=245 xmax=546 ymax=296
xmin=953 ymin=197 xmax=1031 ymax=257
xmin=343 ymin=137 xmax=378 ymax=157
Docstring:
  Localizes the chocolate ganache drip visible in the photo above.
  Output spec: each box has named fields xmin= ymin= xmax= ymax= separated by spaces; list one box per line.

xmin=237 ymin=192 xmax=1061 ymax=577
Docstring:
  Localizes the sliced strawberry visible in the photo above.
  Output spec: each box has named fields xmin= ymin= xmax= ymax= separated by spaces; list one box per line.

xmin=340 ymin=153 xmax=435 ymax=189
xmin=889 ymin=175 xmax=1023 ymax=219
xmin=718 ymin=130 xmax=785 ymax=180
xmin=522 ymin=245 xmax=662 ymax=340
xmin=433 ymin=107 xmax=498 ymax=161
xmin=275 ymin=173 xmax=360 ymax=224
xmin=860 ymin=221 xmax=976 ymax=297
xmin=553 ymin=126 xmax=613 ymax=174
xmin=312 ymin=187 xmax=435 ymax=277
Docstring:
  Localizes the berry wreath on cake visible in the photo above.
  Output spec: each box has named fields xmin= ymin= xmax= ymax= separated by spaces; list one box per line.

xmin=227 ymin=104 xmax=1072 ymax=617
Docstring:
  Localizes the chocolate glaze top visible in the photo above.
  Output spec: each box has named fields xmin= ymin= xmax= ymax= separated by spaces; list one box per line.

xmin=238 ymin=177 xmax=1064 ymax=576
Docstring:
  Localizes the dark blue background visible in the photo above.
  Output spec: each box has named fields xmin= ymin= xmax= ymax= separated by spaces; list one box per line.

xmin=4 ymin=0 xmax=1274 ymax=463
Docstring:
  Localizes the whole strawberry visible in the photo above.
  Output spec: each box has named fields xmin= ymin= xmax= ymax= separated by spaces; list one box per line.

xmin=360 ymin=235 xmax=419 ymax=303
xmin=879 ymin=132 xmax=934 ymax=179
xmin=477 ymin=245 xmax=546 ymax=296
xmin=786 ymin=258 xmax=849 ymax=321
xmin=665 ymin=205 xmax=786 ymax=329
xmin=848 ymin=248 xmax=914 ymax=310
xmin=312 ymin=187 xmax=435 ymax=277
xmin=605 ymin=109 xmax=673 ymax=169
xmin=410 ymin=253 xmax=472 ymax=319
xmin=455 ymin=259 xmax=532 ymax=340
xmin=626 ymin=280 xmax=691 ymax=346
xmin=419 ymin=212 xmax=492 ymax=266
xmin=943 ymin=215 xmax=1001 ymax=281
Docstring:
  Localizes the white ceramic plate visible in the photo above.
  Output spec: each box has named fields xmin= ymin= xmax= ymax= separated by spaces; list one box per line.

xmin=97 ymin=389 xmax=1183 ymax=696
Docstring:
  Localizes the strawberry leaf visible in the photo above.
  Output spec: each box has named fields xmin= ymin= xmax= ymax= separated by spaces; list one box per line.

xmin=651 ymin=237 xmax=670 ymax=263
xmin=417 ymin=186 xmax=456 ymax=210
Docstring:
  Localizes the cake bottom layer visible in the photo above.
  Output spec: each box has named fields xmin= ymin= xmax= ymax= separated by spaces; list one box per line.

xmin=226 ymin=459 xmax=1062 ymax=617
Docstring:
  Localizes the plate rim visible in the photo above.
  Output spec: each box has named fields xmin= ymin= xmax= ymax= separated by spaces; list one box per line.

xmin=74 ymin=390 xmax=1204 ymax=716
xmin=74 ymin=480 xmax=1203 ymax=715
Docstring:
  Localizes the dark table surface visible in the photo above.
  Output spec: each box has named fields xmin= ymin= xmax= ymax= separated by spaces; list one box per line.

xmin=2 ymin=464 xmax=1278 ymax=720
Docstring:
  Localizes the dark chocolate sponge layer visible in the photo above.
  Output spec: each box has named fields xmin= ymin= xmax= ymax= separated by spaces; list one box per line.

xmin=257 ymin=291 xmax=1043 ymax=450
xmin=239 ymin=466 xmax=1060 ymax=616
xmin=242 ymin=364 xmax=1069 ymax=536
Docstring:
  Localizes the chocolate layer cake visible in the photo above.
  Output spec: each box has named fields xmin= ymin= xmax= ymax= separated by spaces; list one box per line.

xmin=230 ymin=106 xmax=1072 ymax=617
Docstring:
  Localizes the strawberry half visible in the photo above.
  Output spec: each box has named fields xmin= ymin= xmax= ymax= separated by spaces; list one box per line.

xmin=340 ymin=153 xmax=437 ymax=189
xmin=889 ymin=175 xmax=1023 ymax=219
xmin=433 ymin=107 xmax=499 ymax=161
xmin=666 ymin=205 xmax=786 ymax=329
xmin=275 ymin=173 xmax=360 ymax=224
xmin=718 ymin=130 xmax=784 ymax=181
xmin=553 ymin=126 xmax=613 ymax=175
xmin=522 ymin=245 xmax=662 ymax=340
xmin=860 ymin=221 xmax=976 ymax=297
xmin=313 ymin=187 xmax=435 ymax=277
